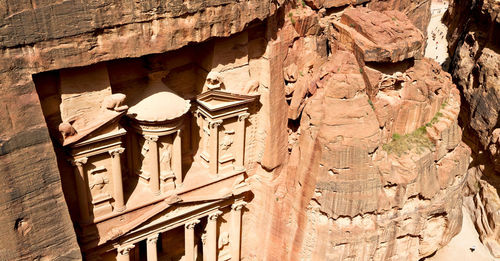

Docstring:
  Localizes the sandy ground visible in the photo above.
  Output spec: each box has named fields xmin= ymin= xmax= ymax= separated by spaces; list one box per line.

xmin=425 ymin=207 xmax=498 ymax=261
xmin=424 ymin=1 xmax=450 ymax=69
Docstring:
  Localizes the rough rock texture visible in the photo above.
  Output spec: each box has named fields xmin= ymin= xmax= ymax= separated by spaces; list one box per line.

xmin=283 ymin=52 xmax=468 ymax=260
xmin=331 ymin=7 xmax=424 ymax=62
xmin=368 ymin=0 xmax=432 ymax=38
xmin=246 ymin=6 xmax=470 ymax=261
xmin=445 ymin=0 xmax=500 ymax=257
xmin=0 ymin=1 xmax=282 ymax=260
xmin=0 ymin=0 xmax=474 ymax=260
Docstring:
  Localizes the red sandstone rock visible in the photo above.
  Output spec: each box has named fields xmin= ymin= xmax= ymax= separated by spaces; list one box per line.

xmin=0 ymin=1 xmax=482 ymax=261
xmin=332 ymin=7 xmax=425 ymax=62
xmin=446 ymin=0 xmax=500 ymax=256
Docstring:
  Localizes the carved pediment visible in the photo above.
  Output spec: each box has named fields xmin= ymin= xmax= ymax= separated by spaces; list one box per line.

xmin=196 ymin=90 xmax=258 ymax=112
xmin=63 ymin=110 xmax=126 ymax=147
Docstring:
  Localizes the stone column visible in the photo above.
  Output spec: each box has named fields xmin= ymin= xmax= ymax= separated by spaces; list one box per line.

xmin=235 ymin=113 xmax=250 ymax=171
xmin=147 ymin=234 xmax=159 ymax=261
xmin=109 ymin=148 xmax=126 ymax=212
xmin=185 ymin=219 xmax=200 ymax=261
xmin=209 ymin=120 xmax=222 ymax=175
xmin=117 ymin=244 xmax=135 ymax=261
xmin=173 ymin=129 xmax=183 ymax=187
xmin=230 ymin=201 xmax=246 ymax=261
xmin=207 ymin=210 xmax=223 ymax=261
xmin=72 ymin=157 xmax=90 ymax=223
xmin=145 ymin=135 xmax=160 ymax=195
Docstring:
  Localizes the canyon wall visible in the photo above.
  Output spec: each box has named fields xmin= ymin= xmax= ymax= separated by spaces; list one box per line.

xmin=445 ymin=0 xmax=500 ymax=257
xmin=0 ymin=1 xmax=282 ymax=260
xmin=0 ymin=0 xmax=476 ymax=260
xmin=244 ymin=4 xmax=470 ymax=260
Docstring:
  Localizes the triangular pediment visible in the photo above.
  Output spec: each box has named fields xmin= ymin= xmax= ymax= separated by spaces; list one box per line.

xmin=63 ymin=110 xmax=125 ymax=147
xmin=196 ymin=90 xmax=258 ymax=112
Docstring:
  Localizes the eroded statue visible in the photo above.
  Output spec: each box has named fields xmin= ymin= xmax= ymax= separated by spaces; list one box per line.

xmin=103 ymin=93 xmax=128 ymax=112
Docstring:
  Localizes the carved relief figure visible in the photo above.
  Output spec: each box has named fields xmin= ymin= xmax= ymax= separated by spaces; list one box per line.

xmin=160 ymin=145 xmax=172 ymax=174
xmin=138 ymin=138 xmax=150 ymax=175
xmin=58 ymin=122 xmax=76 ymax=138
xmin=220 ymin=134 xmax=234 ymax=151
xmin=89 ymin=166 xmax=109 ymax=192
xmin=204 ymin=71 xmax=223 ymax=90
xmin=102 ymin=93 xmax=128 ymax=112
xmin=90 ymin=173 xmax=109 ymax=191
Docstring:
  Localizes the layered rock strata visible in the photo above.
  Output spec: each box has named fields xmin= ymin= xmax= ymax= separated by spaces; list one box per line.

xmin=0 ymin=0 xmax=474 ymax=260
xmin=445 ymin=0 xmax=500 ymax=257
xmin=246 ymin=5 xmax=470 ymax=261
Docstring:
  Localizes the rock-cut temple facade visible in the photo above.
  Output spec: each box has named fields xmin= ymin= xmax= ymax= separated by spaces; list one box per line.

xmin=40 ymin=62 xmax=258 ymax=261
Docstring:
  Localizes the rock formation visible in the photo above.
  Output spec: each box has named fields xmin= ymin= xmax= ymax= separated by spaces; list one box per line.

xmin=0 ymin=0 xmax=492 ymax=260
xmin=444 ymin=0 xmax=500 ymax=257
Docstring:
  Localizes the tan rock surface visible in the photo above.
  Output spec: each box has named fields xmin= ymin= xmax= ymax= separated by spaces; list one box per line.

xmin=0 ymin=1 xmax=484 ymax=260
xmin=0 ymin=1 xmax=282 ymax=260
xmin=445 ymin=0 xmax=500 ymax=257
xmin=332 ymin=7 xmax=425 ymax=62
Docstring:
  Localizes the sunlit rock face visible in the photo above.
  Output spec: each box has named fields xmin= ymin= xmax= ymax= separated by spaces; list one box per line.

xmin=0 ymin=0 xmax=476 ymax=260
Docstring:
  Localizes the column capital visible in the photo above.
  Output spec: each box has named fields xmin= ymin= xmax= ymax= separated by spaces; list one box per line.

xmin=145 ymin=135 xmax=159 ymax=142
xmin=208 ymin=210 xmax=223 ymax=221
xmin=109 ymin=147 xmax=125 ymax=157
xmin=238 ymin=113 xmax=250 ymax=121
xmin=209 ymin=120 xmax=223 ymax=129
xmin=231 ymin=201 xmax=247 ymax=211
xmin=118 ymin=244 xmax=135 ymax=255
xmin=147 ymin=233 xmax=159 ymax=244
xmin=70 ymin=157 xmax=88 ymax=166
xmin=185 ymin=219 xmax=200 ymax=229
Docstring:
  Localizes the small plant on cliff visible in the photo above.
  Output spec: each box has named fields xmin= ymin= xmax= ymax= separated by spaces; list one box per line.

xmin=289 ymin=12 xmax=296 ymax=25
xmin=382 ymin=106 xmax=448 ymax=156
xmin=382 ymin=128 xmax=434 ymax=156
xmin=368 ymin=99 xmax=375 ymax=110
xmin=441 ymin=100 xmax=448 ymax=109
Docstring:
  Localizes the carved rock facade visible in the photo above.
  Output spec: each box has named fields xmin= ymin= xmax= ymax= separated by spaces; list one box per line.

xmin=0 ymin=0 xmax=474 ymax=261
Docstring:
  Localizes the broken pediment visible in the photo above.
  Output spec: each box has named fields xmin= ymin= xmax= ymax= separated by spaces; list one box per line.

xmin=196 ymin=90 xmax=257 ymax=113
xmin=61 ymin=110 xmax=126 ymax=147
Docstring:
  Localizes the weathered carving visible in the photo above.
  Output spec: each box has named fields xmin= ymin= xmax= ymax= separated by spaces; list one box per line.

xmin=160 ymin=145 xmax=173 ymax=174
xmin=209 ymin=120 xmax=223 ymax=129
xmin=109 ymin=148 xmax=125 ymax=157
xmin=238 ymin=113 xmax=250 ymax=122
xmin=220 ymin=134 xmax=234 ymax=151
xmin=103 ymin=93 xmax=128 ymax=112
xmin=205 ymin=71 xmax=223 ymax=90
xmin=185 ymin=219 xmax=200 ymax=229
xmin=231 ymin=201 xmax=247 ymax=212
xmin=147 ymin=234 xmax=159 ymax=244
xmin=208 ymin=210 xmax=223 ymax=220
xmin=59 ymin=122 xmax=76 ymax=138
xmin=117 ymin=244 xmax=135 ymax=255
xmin=218 ymin=231 xmax=230 ymax=248
xmin=71 ymin=157 xmax=88 ymax=167
xmin=242 ymin=79 xmax=259 ymax=94
xmin=89 ymin=170 xmax=109 ymax=191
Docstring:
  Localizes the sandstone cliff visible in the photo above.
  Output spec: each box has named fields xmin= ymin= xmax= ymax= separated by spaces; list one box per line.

xmin=0 ymin=0 xmax=479 ymax=260
xmin=445 ymin=0 xmax=500 ymax=257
